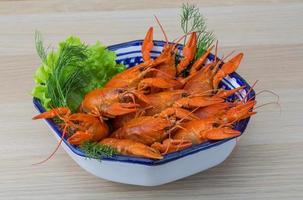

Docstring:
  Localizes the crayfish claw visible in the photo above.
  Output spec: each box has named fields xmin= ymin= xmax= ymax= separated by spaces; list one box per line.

xmin=68 ymin=131 xmax=93 ymax=145
xmin=32 ymin=107 xmax=71 ymax=120
xmin=201 ymin=127 xmax=241 ymax=140
xmin=177 ymin=32 xmax=197 ymax=74
xmin=213 ymin=53 xmax=243 ymax=89
xmin=221 ymin=100 xmax=256 ymax=123
xmin=106 ymin=102 xmax=140 ymax=117
xmin=100 ymin=138 xmax=163 ymax=160
xmin=142 ymin=27 xmax=154 ymax=62
xmin=151 ymin=139 xmax=192 ymax=154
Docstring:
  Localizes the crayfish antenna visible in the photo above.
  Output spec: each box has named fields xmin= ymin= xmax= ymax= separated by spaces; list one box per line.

xmin=250 ymin=87 xmax=281 ymax=115
xmin=211 ymin=55 xmax=224 ymax=76
xmin=242 ymin=79 xmax=280 ymax=114
xmin=171 ymin=32 xmax=195 ymax=53
xmin=32 ymin=126 xmax=68 ymax=165
xmin=32 ymin=107 xmax=73 ymax=165
xmin=221 ymin=50 xmax=235 ymax=62
xmin=241 ymin=79 xmax=280 ymax=113
xmin=212 ymin=49 xmax=236 ymax=75
xmin=214 ymin=40 xmax=218 ymax=63
xmin=254 ymin=90 xmax=280 ymax=102
xmin=154 ymin=15 xmax=169 ymax=45
xmin=190 ymin=45 xmax=214 ymax=74
xmin=172 ymin=32 xmax=195 ymax=45
xmin=216 ymin=86 xmax=246 ymax=99
xmin=242 ymin=80 xmax=259 ymax=103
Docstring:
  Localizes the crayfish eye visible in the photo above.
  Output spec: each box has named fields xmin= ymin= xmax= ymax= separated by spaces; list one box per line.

xmin=164 ymin=127 xmax=170 ymax=132
xmin=116 ymin=88 xmax=125 ymax=93
xmin=213 ymin=123 xmax=220 ymax=127
xmin=181 ymin=92 xmax=189 ymax=97
xmin=139 ymin=67 xmax=145 ymax=72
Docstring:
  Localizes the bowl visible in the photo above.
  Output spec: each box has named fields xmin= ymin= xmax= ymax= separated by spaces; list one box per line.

xmin=33 ymin=40 xmax=255 ymax=186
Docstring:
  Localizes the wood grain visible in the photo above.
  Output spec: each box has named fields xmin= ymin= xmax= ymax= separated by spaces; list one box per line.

xmin=0 ymin=0 xmax=301 ymax=15
xmin=0 ymin=1 xmax=303 ymax=199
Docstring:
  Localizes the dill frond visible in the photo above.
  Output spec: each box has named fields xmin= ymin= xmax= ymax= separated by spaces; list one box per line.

xmin=180 ymin=3 xmax=215 ymax=59
xmin=46 ymin=44 xmax=88 ymax=109
xmin=35 ymin=30 xmax=47 ymax=62
xmin=79 ymin=141 xmax=118 ymax=159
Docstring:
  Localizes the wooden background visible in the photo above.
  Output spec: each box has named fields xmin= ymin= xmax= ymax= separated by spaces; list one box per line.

xmin=0 ymin=0 xmax=302 ymax=199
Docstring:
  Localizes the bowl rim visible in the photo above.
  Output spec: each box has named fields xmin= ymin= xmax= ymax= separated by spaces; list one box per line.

xmin=33 ymin=39 xmax=255 ymax=166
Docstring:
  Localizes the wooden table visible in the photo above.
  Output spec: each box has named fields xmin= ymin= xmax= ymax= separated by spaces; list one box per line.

xmin=1 ymin=1 xmax=302 ymax=199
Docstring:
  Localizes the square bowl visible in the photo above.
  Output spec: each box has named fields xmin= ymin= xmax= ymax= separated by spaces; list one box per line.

xmin=33 ymin=40 xmax=255 ymax=186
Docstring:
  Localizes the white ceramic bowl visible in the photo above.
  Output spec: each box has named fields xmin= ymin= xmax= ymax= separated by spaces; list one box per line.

xmin=33 ymin=40 xmax=255 ymax=186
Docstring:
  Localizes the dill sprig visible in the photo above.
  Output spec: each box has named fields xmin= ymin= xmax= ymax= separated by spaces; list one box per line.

xmin=34 ymin=33 xmax=88 ymax=109
xmin=180 ymin=3 xmax=215 ymax=59
xmin=46 ymin=44 xmax=88 ymax=108
xmin=35 ymin=31 xmax=47 ymax=62
xmin=79 ymin=141 xmax=118 ymax=159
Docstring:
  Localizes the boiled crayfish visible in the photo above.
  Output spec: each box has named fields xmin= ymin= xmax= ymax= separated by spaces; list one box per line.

xmin=33 ymin=19 xmax=255 ymax=161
